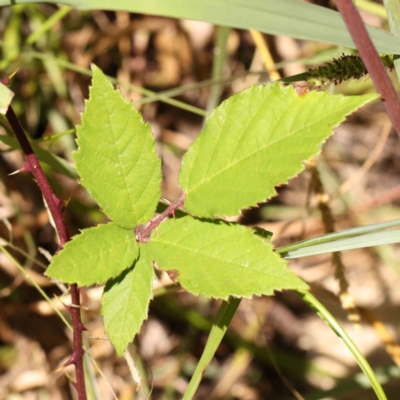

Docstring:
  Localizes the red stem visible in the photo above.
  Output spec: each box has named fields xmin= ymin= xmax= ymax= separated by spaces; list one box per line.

xmin=136 ymin=195 xmax=185 ymax=242
xmin=335 ymin=0 xmax=400 ymax=138
xmin=5 ymin=106 xmax=87 ymax=400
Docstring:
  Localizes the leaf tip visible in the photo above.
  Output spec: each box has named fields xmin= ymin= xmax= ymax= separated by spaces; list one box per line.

xmin=90 ymin=63 xmax=101 ymax=75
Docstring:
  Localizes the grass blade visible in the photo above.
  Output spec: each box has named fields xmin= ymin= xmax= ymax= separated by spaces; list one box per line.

xmin=277 ymin=218 xmax=400 ymax=258
xmin=281 ymin=229 xmax=400 ymax=259
xmin=182 ymin=297 xmax=241 ymax=400
xmin=25 ymin=5 xmax=72 ymax=45
xmin=207 ymin=26 xmax=231 ymax=113
xmin=297 ymin=290 xmax=387 ymax=400
xmin=23 ymin=49 xmax=207 ymax=116
xmin=3 ymin=0 xmax=400 ymax=54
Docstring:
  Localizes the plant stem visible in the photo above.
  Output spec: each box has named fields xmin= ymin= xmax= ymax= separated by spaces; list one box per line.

xmin=136 ymin=195 xmax=185 ymax=242
xmin=5 ymin=106 xmax=87 ymax=400
xmin=5 ymin=107 xmax=69 ymax=244
xmin=335 ymin=0 xmax=400 ymax=138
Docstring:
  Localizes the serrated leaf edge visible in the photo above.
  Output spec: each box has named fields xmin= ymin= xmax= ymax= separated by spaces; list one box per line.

xmin=102 ymin=247 xmax=154 ymax=355
xmin=46 ymin=222 xmax=138 ymax=286
xmin=73 ymin=64 xmax=162 ymax=228
xmin=149 ymin=217 xmax=308 ymax=300
xmin=181 ymin=85 xmax=376 ymax=217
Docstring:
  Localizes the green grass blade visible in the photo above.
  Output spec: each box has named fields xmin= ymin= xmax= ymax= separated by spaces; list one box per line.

xmin=182 ymin=297 xmax=241 ymax=400
xmin=134 ymin=74 xmax=250 ymax=106
xmin=0 ymin=7 xmax=22 ymax=70
xmin=297 ymin=290 xmax=387 ymax=400
xmin=34 ymin=128 xmax=75 ymax=143
xmin=25 ymin=5 xmax=72 ymax=45
xmin=207 ymin=26 xmax=230 ymax=113
xmin=135 ymin=50 xmax=346 ymax=106
xmin=153 ymin=294 xmax=337 ymax=379
xmin=23 ymin=49 xmax=207 ymax=116
xmin=276 ymin=218 xmax=400 ymax=257
xmin=2 ymin=1 xmax=400 ymax=54
xmin=281 ymin=229 xmax=400 ymax=259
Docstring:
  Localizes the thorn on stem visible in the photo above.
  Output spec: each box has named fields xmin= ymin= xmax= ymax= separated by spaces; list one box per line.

xmin=78 ymin=321 xmax=87 ymax=332
xmin=8 ymin=162 xmax=31 ymax=175
xmin=63 ymin=354 xmax=77 ymax=367
xmin=52 ymin=194 xmax=64 ymax=211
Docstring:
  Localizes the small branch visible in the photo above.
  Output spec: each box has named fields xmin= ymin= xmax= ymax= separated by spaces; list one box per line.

xmin=6 ymin=107 xmax=69 ymax=245
xmin=136 ymin=195 xmax=185 ymax=243
xmin=5 ymin=106 xmax=87 ymax=400
xmin=335 ymin=0 xmax=400 ymax=139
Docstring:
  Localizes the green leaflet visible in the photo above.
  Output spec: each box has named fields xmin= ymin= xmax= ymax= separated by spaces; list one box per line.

xmin=179 ymin=84 xmax=377 ymax=218
xmin=0 ymin=82 xmax=13 ymax=114
xmin=146 ymin=216 xmax=308 ymax=299
xmin=74 ymin=65 xmax=162 ymax=228
xmin=46 ymin=223 xmax=138 ymax=286
xmin=102 ymin=245 xmax=154 ymax=356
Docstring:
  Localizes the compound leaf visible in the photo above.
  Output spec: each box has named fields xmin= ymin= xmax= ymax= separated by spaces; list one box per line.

xmin=46 ymin=223 xmax=138 ymax=286
xmin=102 ymin=245 xmax=154 ymax=356
xmin=74 ymin=65 xmax=162 ymax=228
xmin=179 ymin=84 xmax=377 ymax=218
xmin=146 ymin=216 xmax=307 ymax=299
